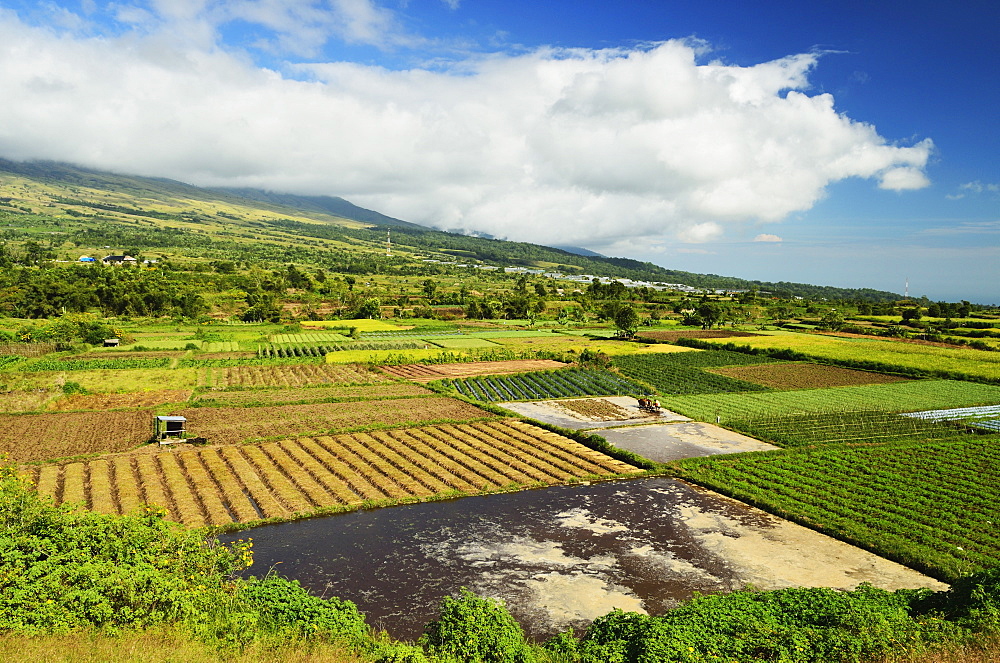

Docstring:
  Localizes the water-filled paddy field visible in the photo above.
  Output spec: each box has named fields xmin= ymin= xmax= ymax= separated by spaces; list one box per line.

xmin=221 ymin=476 xmax=943 ymax=641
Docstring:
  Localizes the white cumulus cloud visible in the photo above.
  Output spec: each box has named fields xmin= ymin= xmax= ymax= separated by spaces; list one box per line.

xmin=0 ymin=8 xmax=933 ymax=248
xmin=753 ymin=234 xmax=783 ymax=242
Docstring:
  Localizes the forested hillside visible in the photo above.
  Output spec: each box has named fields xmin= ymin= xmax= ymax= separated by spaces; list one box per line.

xmin=0 ymin=159 xmax=902 ymax=301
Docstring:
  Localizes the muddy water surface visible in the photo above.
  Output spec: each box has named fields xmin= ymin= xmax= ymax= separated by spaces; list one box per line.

xmin=222 ymin=477 xmax=944 ymax=641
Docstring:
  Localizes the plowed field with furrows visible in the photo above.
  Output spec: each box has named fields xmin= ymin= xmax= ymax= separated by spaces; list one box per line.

xmin=49 ymin=390 xmax=192 ymax=411
xmin=204 ymin=363 xmax=392 ymax=388
xmin=25 ymin=421 xmax=640 ymax=526
xmin=194 ymin=383 xmax=431 ymax=406
xmin=378 ymin=360 xmax=567 ymax=382
xmin=0 ymin=410 xmax=153 ymax=462
xmin=177 ymin=397 xmax=494 ymax=444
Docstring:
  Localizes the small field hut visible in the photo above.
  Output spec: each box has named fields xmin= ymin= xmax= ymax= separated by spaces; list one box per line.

xmin=154 ymin=415 xmax=187 ymax=444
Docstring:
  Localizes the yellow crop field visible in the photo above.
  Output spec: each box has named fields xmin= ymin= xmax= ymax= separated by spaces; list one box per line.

xmin=699 ymin=331 xmax=1000 ymax=381
xmin=25 ymin=421 xmax=641 ymax=526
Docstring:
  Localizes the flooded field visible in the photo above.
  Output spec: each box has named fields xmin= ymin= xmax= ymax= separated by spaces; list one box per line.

xmin=222 ymin=476 xmax=944 ymax=641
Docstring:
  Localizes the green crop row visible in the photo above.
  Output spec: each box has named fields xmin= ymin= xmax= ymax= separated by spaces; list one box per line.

xmin=180 ymin=356 xmax=324 ymax=368
xmin=439 ymin=368 xmax=643 ymax=402
xmin=0 ymin=355 xmax=26 ymax=370
xmin=730 ymin=410 xmax=970 ymax=447
xmin=613 ymin=352 xmax=771 ymax=395
xmin=24 ymin=357 xmax=172 ymax=371
xmin=259 ymin=341 xmax=428 ymax=358
xmin=664 ymin=379 xmax=1000 ymax=422
xmin=673 ymin=435 xmax=1000 ymax=582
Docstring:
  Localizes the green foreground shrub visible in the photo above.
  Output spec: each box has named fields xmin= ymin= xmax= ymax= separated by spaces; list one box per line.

xmin=420 ymin=590 xmax=535 ymax=663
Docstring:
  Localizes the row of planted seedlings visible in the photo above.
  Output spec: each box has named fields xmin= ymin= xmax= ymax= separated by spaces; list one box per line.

xmin=439 ymin=368 xmax=644 ymax=402
xmin=730 ymin=410 xmax=974 ymax=448
xmin=257 ymin=341 xmax=429 ymax=358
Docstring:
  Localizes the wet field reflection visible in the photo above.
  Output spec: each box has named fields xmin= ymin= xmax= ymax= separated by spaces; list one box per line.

xmin=220 ymin=477 xmax=765 ymax=640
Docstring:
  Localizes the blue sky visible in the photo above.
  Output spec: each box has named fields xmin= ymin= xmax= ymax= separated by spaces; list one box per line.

xmin=0 ymin=1 xmax=996 ymax=302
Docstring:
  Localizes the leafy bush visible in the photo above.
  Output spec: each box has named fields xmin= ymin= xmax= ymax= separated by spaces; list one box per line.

xmin=568 ymin=585 xmax=951 ymax=663
xmin=60 ymin=381 xmax=88 ymax=395
xmin=0 ymin=466 xmax=251 ymax=633
xmin=420 ymin=589 xmax=535 ymax=663
xmin=239 ymin=574 xmax=368 ymax=643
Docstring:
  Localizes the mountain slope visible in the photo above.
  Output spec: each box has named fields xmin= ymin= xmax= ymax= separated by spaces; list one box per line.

xmin=215 ymin=188 xmax=422 ymax=229
xmin=0 ymin=159 xmax=902 ymax=301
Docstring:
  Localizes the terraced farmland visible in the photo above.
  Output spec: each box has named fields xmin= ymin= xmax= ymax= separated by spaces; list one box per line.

xmin=26 ymin=421 xmax=641 ymax=526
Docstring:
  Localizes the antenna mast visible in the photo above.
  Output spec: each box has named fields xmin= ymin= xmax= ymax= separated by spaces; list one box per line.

xmin=905 ymin=276 xmax=909 ymax=300
xmin=386 ymin=230 xmax=391 ymax=257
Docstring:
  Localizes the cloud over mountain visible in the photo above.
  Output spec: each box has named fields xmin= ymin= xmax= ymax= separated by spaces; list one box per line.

xmin=0 ymin=7 xmax=932 ymax=248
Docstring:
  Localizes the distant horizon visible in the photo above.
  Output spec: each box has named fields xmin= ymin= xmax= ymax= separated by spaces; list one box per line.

xmin=0 ymin=1 xmax=996 ymax=303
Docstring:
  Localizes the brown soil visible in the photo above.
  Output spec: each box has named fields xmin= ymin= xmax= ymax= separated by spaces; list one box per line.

xmin=214 ymin=364 xmax=391 ymax=388
xmin=0 ymin=410 xmax=153 ymax=462
xmin=553 ymin=399 xmax=633 ymax=421
xmin=174 ymin=397 xmax=496 ymax=445
xmin=48 ymin=390 xmax=192 ymax=411
xmin=637 ymin=330 xmax=761 ymax=342
xmin=707 ymin=363 xmax=910 ymax=389
xmin=195 ymin=384 xmax=432 ymax=406
xmin=379 ymin=359 xmax=567 ymax=382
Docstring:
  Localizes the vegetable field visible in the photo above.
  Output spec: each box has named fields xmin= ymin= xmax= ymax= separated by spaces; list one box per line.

xmin=709 ymin=363 xmax=910 ymax=390
xmin=27 ymin=420 xmax=641 ymax=526
xmin=270 ymin=332 xmax=351 ymax=343
xmin=673 ymin=436 xmax=1000 ymax=581
xmin=177 ymin=397 xmax=496 ymax=444
xmin=24 ymin=357 xmax=172 ymax=371
xmin=426 ymin=338 xmax=500 ymax=349
xmin=665 ymin=379 xmax=1000 ymax=422
xmin=730 ymin=410 xmax=968 ymax=447
xmin=199 ymin=363 xmax=391 ymax=388
xmin=439 ymin=369 xmax=643 ymax=402
xmin=0 ymin=411 xmax=153 ymax=462
xmin=612 ymin=351 xmax=774 ymax=395
xmin=379 ymin=360 xmax=567 ymax=382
